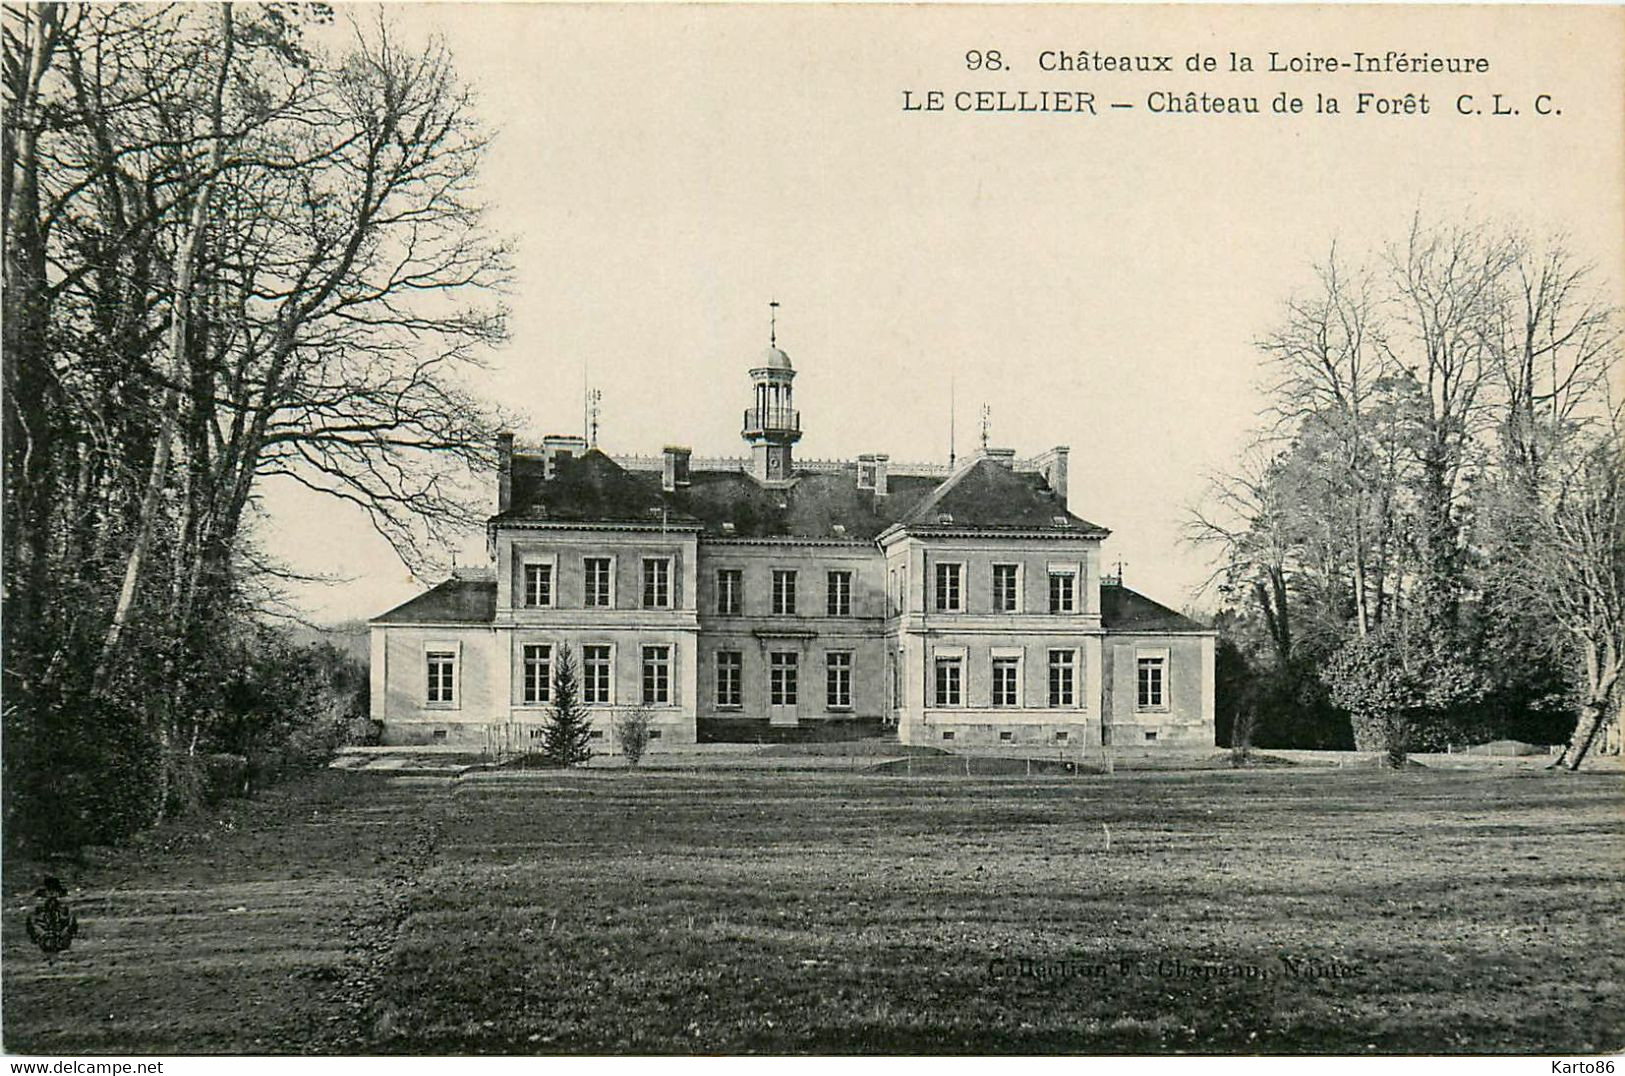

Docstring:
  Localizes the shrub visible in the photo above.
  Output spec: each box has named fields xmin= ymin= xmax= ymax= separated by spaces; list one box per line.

xmin=614 ymin=707 xmax=654 ymax=766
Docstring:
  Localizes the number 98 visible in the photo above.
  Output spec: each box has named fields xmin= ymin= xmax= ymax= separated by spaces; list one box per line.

xmin=965 ymin=50 xmax=1003 ymax=71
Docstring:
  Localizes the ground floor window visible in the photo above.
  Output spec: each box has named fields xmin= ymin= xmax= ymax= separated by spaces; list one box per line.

xmin=934 ymin=656 xmax=963 ymax=707
xmin=770 ymin=652 xmax=798 ymax=706
xmin=715 ymin=650 xmax=742 ymax=707
xmin=642 ymin=645 xmax=671 ymax=705
xmin=426 ymin=650 xmax=455 ymax=704
xmin=522 ymin=644 xmax=551 ymax=705
xmin=583 ymin=644 xmax=612 ymax=704
xmin=1048 ymin=650 xmax=1075 ymax=707
xmin=826 ymin=652 xmax=852 ymax=709
xmin=992 ymin=656 xmax=1019 ymax=707
xmin=1137 ymin=654 xmax=1166 ymax=710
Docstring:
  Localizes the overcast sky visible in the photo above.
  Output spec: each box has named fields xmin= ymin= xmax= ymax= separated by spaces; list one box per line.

xmin=259 ymin=3 xmax=1625 ymax=624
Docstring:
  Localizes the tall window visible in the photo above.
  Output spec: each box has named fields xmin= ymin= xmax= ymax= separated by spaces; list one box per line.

xmin=426 ymin=650 xmax=456 ymax=704
xmin=992 ymin=564 xmax=1019 ymax=613
xmin=642 ymin=645 xmax=671 ymax=705
xmin=582 ymin=644 xmax=612 ymax=704
xmin=584 ymin=557 xmax=612 ymax=607
xmin=826 ymin=652 xmax=852 ymax=709
xmin=992 ymin=656 xmax=1019 ymax=707
xmin=935 ymin=562 xmax=963 ymax=612
xmin=522 ymin=644 xmax=551 ymax=705
xmin=1048 ymin=569 xmax=1076 ymax=614
xmin=827 ymin=571 xmax=852 ymax=616
xmin=1138 ymin=655 xmax=1167 ymax=710
xmin=770 ymin=652 xmax=799 ymax=706
xmin=1048 ymin=650 xmax=1076 ymax=707
xmin=772 ymin=569 xmax=797 ymax=615
xmin=642 ymin=558 xmax=671 ymax=609
xmin=523 ymin=563 xmax=553 ymax=608
xmin=715 ymin=650 xmax=742 ymax=707
xmin=717 ymin=569 xmax=742 ymax=615
xmin=934 ymin=656 xmax=963 ymax=707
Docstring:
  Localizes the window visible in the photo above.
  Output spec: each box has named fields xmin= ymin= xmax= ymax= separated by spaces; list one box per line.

xmin=992 ymin=564 xmax=1020 ymax=613
xmin=772 ymin=569 xmax=797 ymax=615
xmin=999 ymin=730 xmax=1013 ymax=742
xmin=529 ymin=727 xmax=546 ymax=741
xmin=935 ymin=562 xmax=963 ymax=612
xmin=522 ymin=644 xmax=551 ymax=705
xmin=826 ymin=652 xmax=852 ymax=709
xmin=431 ymin=728 xmax=447 ymax=741
xmin=715 ymin=650 xmax=742 ymax=708
xmin=523 ymin=562 xmax=553 ymax=608
xmin=1144 ymin=730 xmax=1159 ymax=742
xmin=1048 ymin=650 xmax=1076 ymax=707
xmin=642 ymin=645 xmax=671 ymax=705
xmin=827 ymin=570 xmax=852 ymax=616
xmin=584 ymin=557 xmax=613 ymax=607
xmin=942 ymin=730 xmax=955 ymax=741
xmin=770 ymin=652 xmax=798 ymax=706
xmin=582 ymin=644 xmax=612 ymax=704
xmin=858 ymin=462 xmax=877 ymax=489
xmin=590 ymin=729 xmax=605 ymax=740
xmin=717 ymin=569 xmax=742 ymax=615
xmin=1048 ymin=569 xmax=1076 ymax=613
xmin=992 ymin=656 xmax=1019 ymax=707
xmin=934 ymin=656 xmax=963 ymax=707
xmin=642 ymin=558 xmax=671 ymax=609
xmin=1055 ymin=731 xmax=1069 ymax=742
xmin=1137 ymin=654 xmax=1167 ymax=711
xmin=426 ymin=650 xmax=455 ymax=704
xmin=648 ymin=729 xmax=662 ymax=740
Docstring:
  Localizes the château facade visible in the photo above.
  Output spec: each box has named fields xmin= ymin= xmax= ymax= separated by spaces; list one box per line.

xmin=369 ymin=333 xmax=1216 ymax=752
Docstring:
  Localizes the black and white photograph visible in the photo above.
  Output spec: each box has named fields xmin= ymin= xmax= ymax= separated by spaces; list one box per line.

xmin=2 ymin=0 xmax=1622 ymax=1062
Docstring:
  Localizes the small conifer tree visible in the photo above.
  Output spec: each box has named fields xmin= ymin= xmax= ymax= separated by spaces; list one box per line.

xmin=543 ymin=643 xmax=594 ymax=766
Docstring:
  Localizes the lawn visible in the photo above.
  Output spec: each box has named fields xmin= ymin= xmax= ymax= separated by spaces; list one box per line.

xmin=5 ymin=763 xmax=1623 ymax=1054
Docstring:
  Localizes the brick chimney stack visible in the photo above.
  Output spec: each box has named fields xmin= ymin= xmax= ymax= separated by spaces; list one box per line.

xmin=496 ymin=431 xmax=514 ymax=513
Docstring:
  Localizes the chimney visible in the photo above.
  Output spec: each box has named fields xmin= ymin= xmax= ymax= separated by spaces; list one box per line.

xmin=858 ymin=453 xmax=889 ymax=497
xmin=661 ymin=445 xmax=692 ymax=492
xmin=1043 ymin=445 xmax=1069 ymax=506
xmin=980 ymin=446 xmax=1016 ymax=468
xmin=496 ymin=431 xmax=514 ymax=513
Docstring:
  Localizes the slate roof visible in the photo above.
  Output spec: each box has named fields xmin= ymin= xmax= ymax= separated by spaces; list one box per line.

xmin=1099 ymin=583 xmax=1210 ymax=632
xmin=497 ymin=450 xmax=1107 ymax=539
xmin=371 ymin=574 xmax=497 ymax=624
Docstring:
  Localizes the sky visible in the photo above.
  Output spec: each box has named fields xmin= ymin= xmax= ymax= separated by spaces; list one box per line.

xmin=257 ymin=2 xmax=1625 ymax=624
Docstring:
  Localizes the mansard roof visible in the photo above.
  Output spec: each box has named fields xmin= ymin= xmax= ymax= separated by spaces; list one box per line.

xmin=371 ymin=572 xmax=497 ymax=624
xmin=497 ymin=450 xmax=1105 ymax=540
xmin=1100 ymin=582 xmax=1210 ymax=632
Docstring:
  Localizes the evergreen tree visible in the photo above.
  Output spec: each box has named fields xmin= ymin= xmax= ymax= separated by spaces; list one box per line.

xmin=543 ymin=644 xmax=594 ymax=767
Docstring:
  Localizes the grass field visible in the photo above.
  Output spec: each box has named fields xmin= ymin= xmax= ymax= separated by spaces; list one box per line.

xmin=4 ymin=763 xmax=1623 ymax=1054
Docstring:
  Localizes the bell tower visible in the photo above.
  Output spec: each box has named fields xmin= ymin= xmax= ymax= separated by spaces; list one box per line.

xmin=741 ymin=301 xmax=801 ymax=484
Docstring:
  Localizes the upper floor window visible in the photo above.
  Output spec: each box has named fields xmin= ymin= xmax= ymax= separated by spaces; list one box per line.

xmin=1048 ymin=649 xmax=1076 ymax=707
xmin=522 ymin=644 xmax=551 ymax=705
xmin=426 ymin=650 xmax=456 ymax=705
xmin=935 ymin=562 xmax=963 ymax=612
xmin=934 ymin=655 xmax=963 ymax=707
xmin=1137 ymin=654 xmax=1167 ymax=711
xmin=826 ymin=651 xmax=852 ymax=709
xmin=717 ymin=569 xmax=742 ymax=615
xmin=992 ymin=564 xmax=1020 ymax=613
xmin=643 ymin=557 xmax=671 ymax=609
xmin=584 ymin=557 xmax=613 ymax=608
xmin=827 ymin=570 xmax=852 ymax=616
xmin=772 ymin=569 xmax=797 ymax=615
xmin=1048 ymin=569 xmax=1076 ymax=614
xmin=582 ymin=644 xmax=612 ymax=704
xmin=523 ymin=562 xmax=553 ymax=608
xmin=992 ymin=656 xmax=1019 ymax=707
xmin=715 ymin=650 xmax=743 ymax=708
xmin=642 ymin=644 xmax=671 ymax=705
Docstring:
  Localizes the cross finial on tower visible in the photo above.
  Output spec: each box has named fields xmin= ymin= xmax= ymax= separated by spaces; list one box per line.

xmin=769 ymin=299 xmax=780 ymax=347
xmin=980 ymin=404 xmax=991 ymax=450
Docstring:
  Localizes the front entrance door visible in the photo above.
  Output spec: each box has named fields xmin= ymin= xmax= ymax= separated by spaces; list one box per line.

xmin=768 ymin=650 xmax=800 ymax=726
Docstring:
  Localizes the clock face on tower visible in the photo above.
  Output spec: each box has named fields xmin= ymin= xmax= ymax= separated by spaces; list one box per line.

xmin=767 ymin=454 xmax=781 ymax=475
